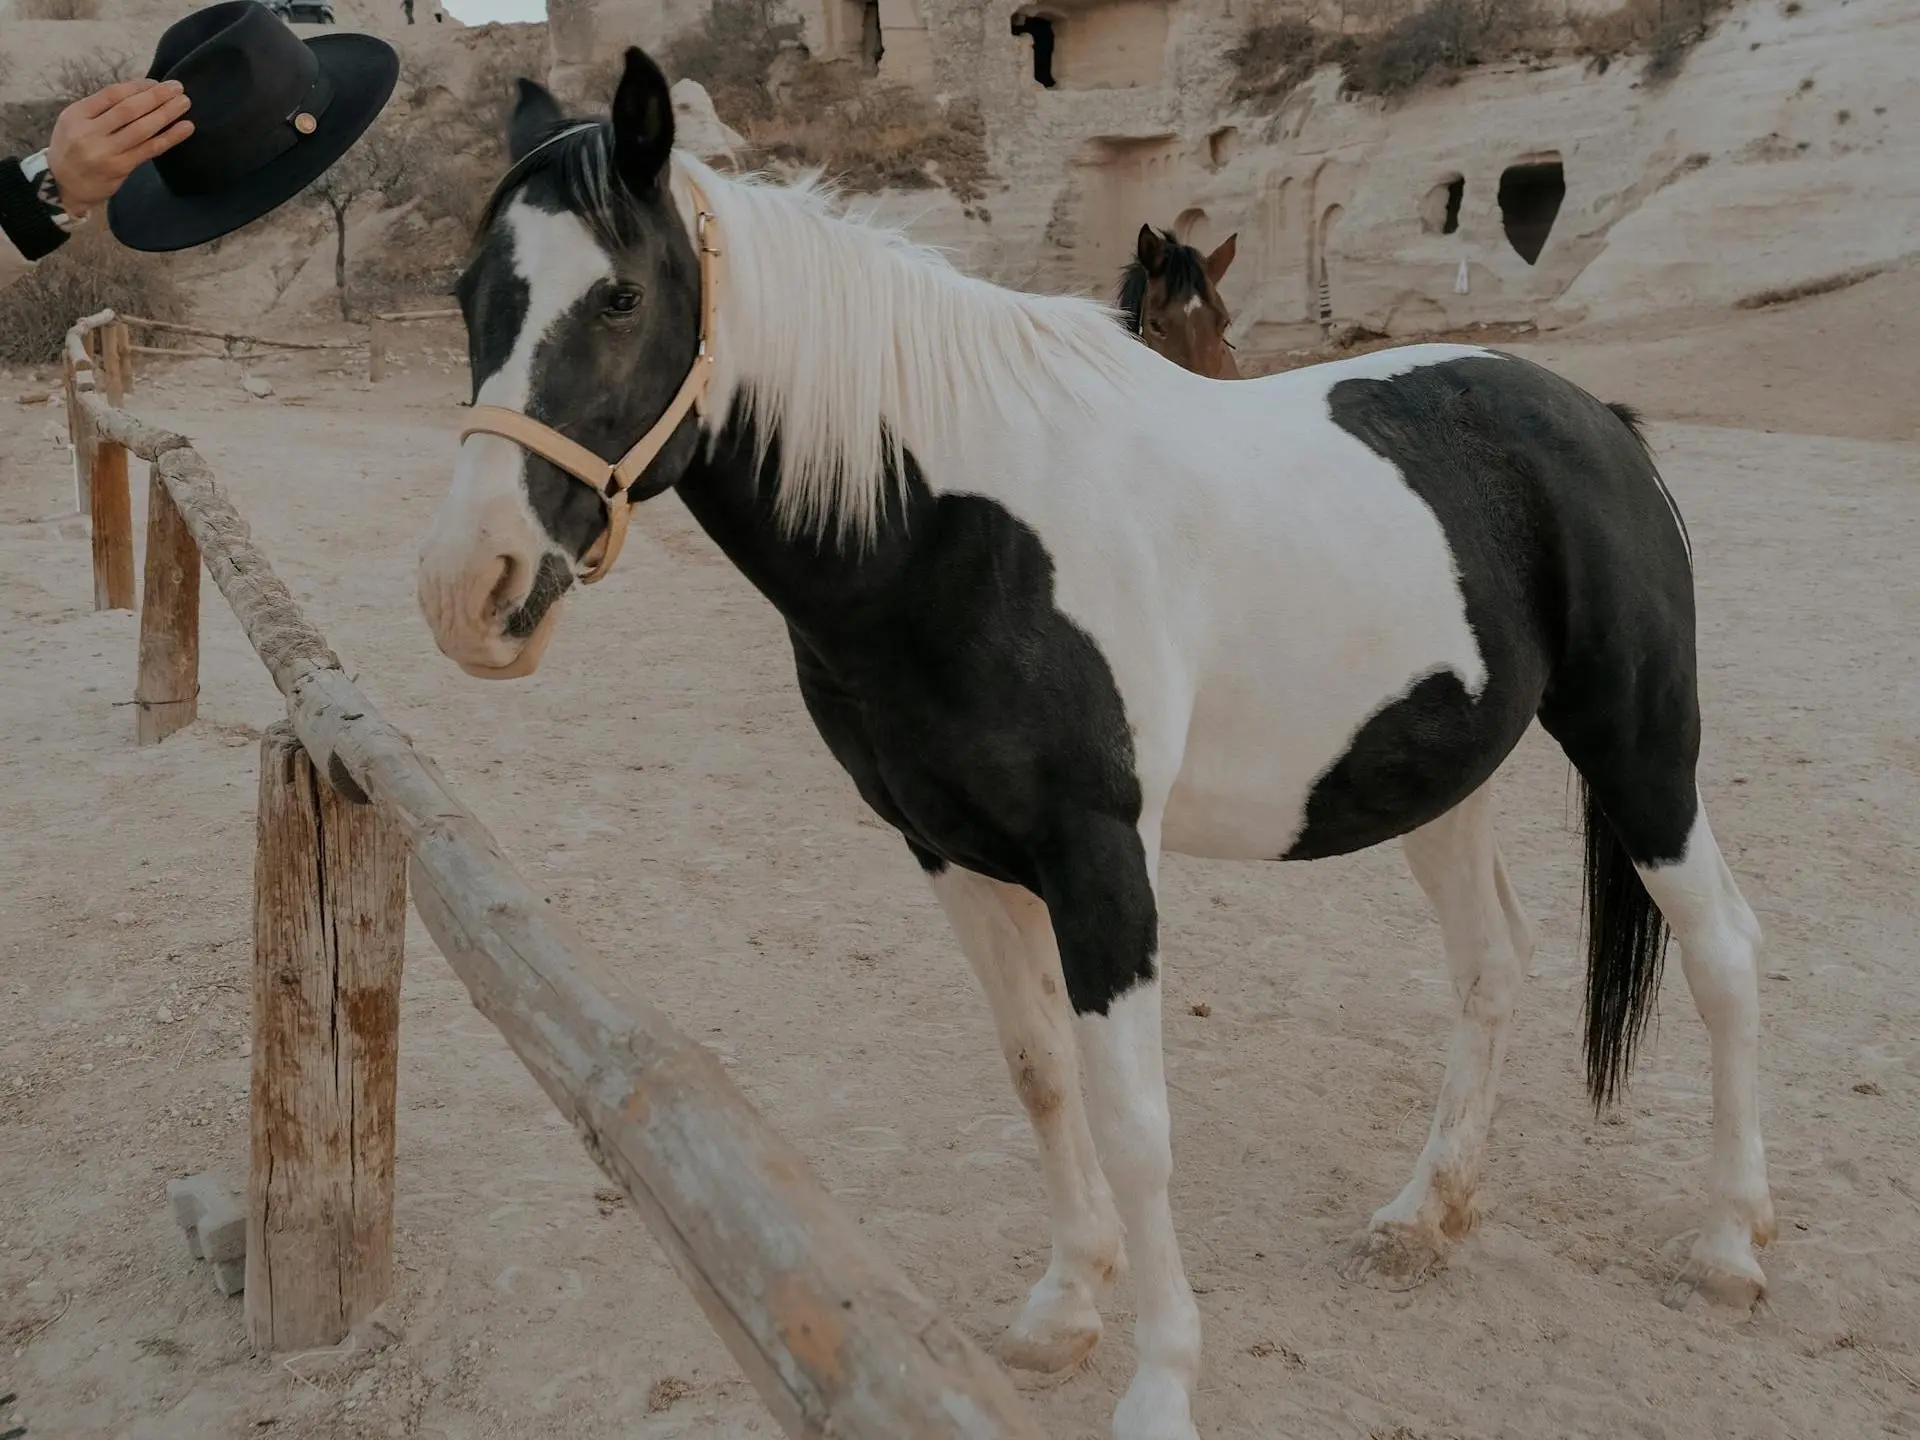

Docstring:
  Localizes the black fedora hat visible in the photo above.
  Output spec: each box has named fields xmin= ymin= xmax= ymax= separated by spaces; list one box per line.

xmin=108 ymin=0 xmax=399 ymax=253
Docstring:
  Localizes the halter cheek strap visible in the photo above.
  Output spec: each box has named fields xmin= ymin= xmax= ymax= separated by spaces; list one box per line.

xmin=458 ymin=175 xmax=723 ymax=585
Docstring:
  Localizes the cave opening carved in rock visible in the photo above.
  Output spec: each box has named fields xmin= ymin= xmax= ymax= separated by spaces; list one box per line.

xmin=1012 ymin=12 xmax=1057 ymax=87
xmin=1422 ymin=174 xmax=1464 ymax=235
xmin=1014 ymin=0 xmax=1168 ymax=90
xmin=1498 ymin=156 xmax=1564 ymax=265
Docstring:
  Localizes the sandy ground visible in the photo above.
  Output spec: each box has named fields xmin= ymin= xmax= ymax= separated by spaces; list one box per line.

xmin=1 ymin=286 xmax=1917 ymax=1440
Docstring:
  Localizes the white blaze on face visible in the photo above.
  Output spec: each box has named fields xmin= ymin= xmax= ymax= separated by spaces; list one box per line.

xmin=417 ymin=200 xmax=614 ymax=674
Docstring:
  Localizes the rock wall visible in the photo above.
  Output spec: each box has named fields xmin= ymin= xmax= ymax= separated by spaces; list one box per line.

xmin=543 ymin=0 xmax=1917 ymax=346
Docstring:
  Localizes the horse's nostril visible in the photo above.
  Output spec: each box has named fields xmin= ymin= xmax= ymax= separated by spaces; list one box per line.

xmin=484 ymin=554 xmax=523 ymax=622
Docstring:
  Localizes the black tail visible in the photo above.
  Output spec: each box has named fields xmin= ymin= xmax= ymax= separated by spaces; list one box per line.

xmin=1579 ymin=776 xmax=1671 ymax=1109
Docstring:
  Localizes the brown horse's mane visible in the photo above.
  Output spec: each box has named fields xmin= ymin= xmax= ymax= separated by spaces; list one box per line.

xmin=1116 ymin=229 xmax=1213 ymax=334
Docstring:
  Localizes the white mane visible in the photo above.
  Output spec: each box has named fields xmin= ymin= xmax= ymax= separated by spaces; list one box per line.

xmin=667 ymin=155 xmax=1145 ymax=546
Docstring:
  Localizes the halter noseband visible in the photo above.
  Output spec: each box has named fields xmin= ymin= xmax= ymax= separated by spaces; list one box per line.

xmin=458 ymin=173 xmax=723 ymax=585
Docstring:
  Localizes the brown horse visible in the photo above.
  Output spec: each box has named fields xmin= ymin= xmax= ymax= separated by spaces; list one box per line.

xmin=1117 ymin=223 xmax=1239 ymax=378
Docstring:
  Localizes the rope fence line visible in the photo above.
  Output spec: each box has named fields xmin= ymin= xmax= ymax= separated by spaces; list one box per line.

xmin=61 ymin=310 xmax=1043 ymax=1440
xmin=110 ymin=310 xmax=463 ymax=382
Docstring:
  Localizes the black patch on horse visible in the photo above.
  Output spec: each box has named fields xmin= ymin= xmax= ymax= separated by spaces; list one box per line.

xmin=1297 ymin=353 xmax=1699 ymax=1099
xmin=1288 ymin=354 xmax=1699 ymax=868
xmin=673 ymin=408 xmax=1159 ymax=1015
xmin=455 ymin=219 xmax=529 ymax=392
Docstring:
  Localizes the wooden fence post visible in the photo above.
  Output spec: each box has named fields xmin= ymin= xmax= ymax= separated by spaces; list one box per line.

xmin=89 ymin=434 xmax=135 ymax=611
xmin=134 ymin=475 xmax=200 ymax=744
xmin=367 ymin=317 xmax=386 ymax=382
xmin=64 ymin=348 xmax=92 ymax=517
xmin=102 ymin=320 xmax=130 ymax=404
xmin=246 ymin=722 xmax=408 ymax=1353
xmin=116 ymin=321 xmax=133 ymax=397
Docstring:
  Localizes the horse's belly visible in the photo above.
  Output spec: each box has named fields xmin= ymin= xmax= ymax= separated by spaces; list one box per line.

xmin=1158 ymin=586 xmax=1495 ymax=861
xmin=1161 ymin=656 xmax=1513 ymax=860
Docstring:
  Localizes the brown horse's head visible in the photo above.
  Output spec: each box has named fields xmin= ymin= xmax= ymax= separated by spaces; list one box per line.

xmin=1118 ymin=224 xmax=1239 ymax=379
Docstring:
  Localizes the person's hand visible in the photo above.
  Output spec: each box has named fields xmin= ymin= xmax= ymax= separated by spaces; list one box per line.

xmin=46 ymin=79 xmax=193 ymax=218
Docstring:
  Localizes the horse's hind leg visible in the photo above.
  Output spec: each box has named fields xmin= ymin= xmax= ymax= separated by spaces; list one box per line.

xmin=1349 ymin=781 xmax=1532 ymax=1280
xmin=927 ymin=863 xmax=1126 ymax=1372
xmin=1630 ymin=801 xmax=1775 ymax=1306
xmin=1547 ymin=709 xmax=1774 ymax=1306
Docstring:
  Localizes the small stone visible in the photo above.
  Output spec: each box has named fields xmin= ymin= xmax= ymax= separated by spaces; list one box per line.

xmin=1853 ymin=1081 xmax=1883 ymax=1096
xmin=196 ymin=1199 xmax=247 ymax=1263
xmin=1765 ymin=970 xmax=1790 ymax=981
xmin=1188 ymin=1001 xmax=1211 ymax=1018
xmin=214 ymin=1258 xmax=245 ymax=1296
xmin=155 ymin=1007 xmax=175 ymax=1024
xmin=168 ymin=1174 xmax=245 ymax=1263
xmin=16 ymin=390 xmax=50 ymax=406
xmin=241 ymin=376 xmax=275 ymax=399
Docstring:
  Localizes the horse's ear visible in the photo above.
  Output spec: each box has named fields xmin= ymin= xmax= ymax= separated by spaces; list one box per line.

xmin=508 ymin=78 xmax=565 ymax=162
xmin=1136 ymin=223 xmax=1168 ymax=276
xmin=612 ymin=46 xmax=675 ymax=194
xmin=1205 ymin=232 xmax=1238 ymax=285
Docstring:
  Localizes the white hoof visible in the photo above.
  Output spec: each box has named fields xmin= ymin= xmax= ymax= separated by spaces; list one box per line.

xmin=1112 ymin=1368 xmax=1198 ymax=1440
xmin=1665 ymin=1224 xmax=1768 ymax=1310
xmin=998 ymin=1272 xmax=1103 ymax=1374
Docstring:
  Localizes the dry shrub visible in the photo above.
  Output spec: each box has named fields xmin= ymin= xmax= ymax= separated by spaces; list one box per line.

xmin=0 ymin=53 xmax=137 ymax=156
xmin=55 ymin=52 xmax=138 ymax=96
xmin=1226 ymin=18 xmax=1341 ymax=108
xmin=0 ymin=229 xmax=184 ymax=364
xmin=463 ymin=24 xmax=554 ymax=145
xmin=0 ymin=98 xmax=63 ymax=156
xmin=1344 ymin=0 xmax=1544 ymax=97
xmin=11 ymin=0 xmax=103 ymax=18
xmin=743 ymin=68 xmax=989 ymax=201
xmin=1226 ymin=0 xmax=1541 ymax=110
xmin=1574 ymin=0 xmax=1732 ymax=80
xmin=1735 ymin=264 xmax=1886 ymax=310
xmin=663 ymin=0 xmax=805 ymax=121
xmin=662 ymin=0 xmax=988 ymax=201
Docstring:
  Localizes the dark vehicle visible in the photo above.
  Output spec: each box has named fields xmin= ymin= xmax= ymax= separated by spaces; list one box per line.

xmin=266 ymin=0 xmax=336 ymax=22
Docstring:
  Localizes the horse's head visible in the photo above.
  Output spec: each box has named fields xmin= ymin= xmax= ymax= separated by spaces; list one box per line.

xmin=1118 ymin=224 xmax=1239 ymax=380
xmin=416 ymin=47 xmax=706 ymax=678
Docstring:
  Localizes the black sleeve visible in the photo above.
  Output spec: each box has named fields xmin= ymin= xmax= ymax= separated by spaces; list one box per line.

xmin=0 ymin=156 xmax=71 ymax=263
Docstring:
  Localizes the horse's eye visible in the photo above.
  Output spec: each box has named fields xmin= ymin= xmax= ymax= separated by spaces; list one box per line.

xmin=605 ymin=286 xmax=642 ymax=318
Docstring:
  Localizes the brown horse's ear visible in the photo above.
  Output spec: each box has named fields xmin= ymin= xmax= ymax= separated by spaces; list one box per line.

xmin=1205 ymin=232 xmax=1238 ymax=285
xmin=1136 ymin=223 xmax=1169 ymax=275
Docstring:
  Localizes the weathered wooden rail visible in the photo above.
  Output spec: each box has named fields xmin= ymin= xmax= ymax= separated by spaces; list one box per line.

xmin=61 ymin=311 xmax=1043 ymax=1439
xmin=114 ymin=311 xmax=462 ymax=383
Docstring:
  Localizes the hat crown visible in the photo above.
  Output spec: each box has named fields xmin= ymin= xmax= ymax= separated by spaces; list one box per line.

xmin=144 ymin=1 xmax=331 ymax=197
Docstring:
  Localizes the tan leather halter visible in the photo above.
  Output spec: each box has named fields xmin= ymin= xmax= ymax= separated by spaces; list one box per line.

xmin=458 ymin=175 xmax=722 ymax=584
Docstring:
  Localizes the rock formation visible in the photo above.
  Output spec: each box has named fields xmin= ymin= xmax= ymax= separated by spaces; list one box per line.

xmin=544 ymin=0 xmax=1919 ymax=352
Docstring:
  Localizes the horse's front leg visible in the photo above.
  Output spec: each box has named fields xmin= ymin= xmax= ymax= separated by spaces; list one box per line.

xmin=1044 ymin=811 xmax=1201 ymax=1440
xmin=926 ymin=862 xmax=1126 ymax=1374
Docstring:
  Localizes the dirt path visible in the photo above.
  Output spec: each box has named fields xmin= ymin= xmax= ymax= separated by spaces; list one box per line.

xmin=1 ymin=324 xmax=1916 ymax=1440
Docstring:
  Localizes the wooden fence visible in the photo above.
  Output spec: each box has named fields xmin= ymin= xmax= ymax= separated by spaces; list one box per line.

xmin=98 ymin=311 xmax=462 ymax=382
xmin=60 ymin=311 xmax=1043 ymax=1440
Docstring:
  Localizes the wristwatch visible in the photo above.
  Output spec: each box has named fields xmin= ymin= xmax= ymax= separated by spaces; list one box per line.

xmin=19 ymin=149 xmax=82 ymax=232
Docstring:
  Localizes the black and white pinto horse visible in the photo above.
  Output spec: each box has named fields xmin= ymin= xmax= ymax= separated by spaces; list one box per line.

xmin=418 ymin=51 xmax=1773 ymax=1440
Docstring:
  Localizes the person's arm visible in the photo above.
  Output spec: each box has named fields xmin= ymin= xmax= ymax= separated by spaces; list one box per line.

xmin=0 ymin=157 xmax=66 ymax=288
xmin=0 ymin=79 xmax=192 ymax=291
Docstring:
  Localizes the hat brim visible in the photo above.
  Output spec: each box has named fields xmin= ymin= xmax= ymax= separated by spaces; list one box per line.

xmin=108 ymin=33 xmax=399 ymax=254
